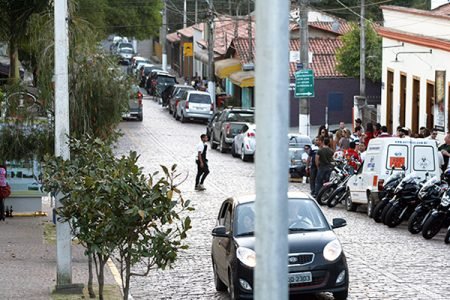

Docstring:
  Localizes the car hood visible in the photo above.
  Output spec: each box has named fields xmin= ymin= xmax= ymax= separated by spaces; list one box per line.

xmin=235 ymin=230 xmax=337 ymax=253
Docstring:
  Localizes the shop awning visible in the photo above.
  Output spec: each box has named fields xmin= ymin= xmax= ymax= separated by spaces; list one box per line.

xmin=194 ymin=49 xmax=219 ymax=64
xmin=229 ymin=71 xmax=255 ymax=87
xmin=214 ymin=59 xmax=241 ymax=79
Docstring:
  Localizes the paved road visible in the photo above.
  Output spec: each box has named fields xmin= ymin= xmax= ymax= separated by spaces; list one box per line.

xmin=115 ymin=94 xmax=450 ymax=300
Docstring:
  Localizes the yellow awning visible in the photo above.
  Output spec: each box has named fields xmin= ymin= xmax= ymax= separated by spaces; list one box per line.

xmin=229 ymin=71 xmax=255 ymax=87
xmin=215 ymin=59 xmax=242 ymax=79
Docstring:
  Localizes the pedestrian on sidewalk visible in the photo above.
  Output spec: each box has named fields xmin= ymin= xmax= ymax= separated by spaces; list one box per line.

xmin=195 ymin=134 xmax=210 ymax=191
xmin=0 ymin=165 xmax=11 ymax=221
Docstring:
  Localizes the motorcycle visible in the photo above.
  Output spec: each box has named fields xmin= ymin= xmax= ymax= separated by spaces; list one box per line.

xmin=422 ymin=188 xmax=450 ymax=240
xmin=407 ymin=175 xmax=448 ymax=234
xmin=327 ymin=157 xmax=361 ymax=209
xmin=372 ymin=170 xmax=405 ymax=223
xmin=316 ymin=161 xmax=350 ymax=206
xmin=382 ymin=172 xmax=426 ymax=226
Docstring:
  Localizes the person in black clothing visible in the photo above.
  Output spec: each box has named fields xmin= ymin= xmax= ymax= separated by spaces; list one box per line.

xmin=195 ymin=134 xmax=210 ymax=191
xmin=314 ymin=136 xmax=335 ymax=196
xmin=305 ymin=143 xmax=317 ymax=197
xmin=439 ymin=132 xmax=450 ymax=172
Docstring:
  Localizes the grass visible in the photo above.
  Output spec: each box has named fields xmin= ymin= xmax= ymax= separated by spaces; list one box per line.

xmin=51 ymin=285 xmax=123 ymax=300
xmin=43 ymin=221 xmax=57 ymax=244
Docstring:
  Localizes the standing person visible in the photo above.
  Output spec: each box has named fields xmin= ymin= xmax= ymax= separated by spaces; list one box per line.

xmin=355 ymin=118 xmax=364 ymax=134
xmin=345 ymin=142 xmax=361 ymax=174
xmin=363 ymin=123 xmax=374 ymax=148
xmin=378 ymin=126 xmax=391 ymax=138
xmin=439 ymin=132 xmax=450 ymax=172
xmin=195 ymin=134 xmax=210 ymax=191
xmin=305 ymin=143 xmax=317 ymax=197
xmin=339 ymin=129 xmax=351 ymax=150
xmin=0 ymin=165 xmax=11 ymax=221
xmin=314 ymin=136 xmax=334 ymax=196
xmin=374 ymin=123 xmax=382 ymax=137
xmin=428 ymin=128 xmax=439 ymax=146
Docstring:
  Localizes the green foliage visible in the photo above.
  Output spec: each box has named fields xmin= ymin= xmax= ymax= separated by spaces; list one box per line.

xmin=42 ymin=135 xmax=193 ymax=300
xmin=335 ymin=22 xmax=382 ymax=82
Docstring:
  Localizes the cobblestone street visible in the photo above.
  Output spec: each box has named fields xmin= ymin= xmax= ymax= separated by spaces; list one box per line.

xmin=115 ymin=94 xmax=450 ymax=299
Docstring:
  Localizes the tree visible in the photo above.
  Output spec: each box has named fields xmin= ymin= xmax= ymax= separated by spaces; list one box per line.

xmin=0 ymin=0 xmax=51 ymax=82
xmin=335 ymin=22 xmax=382 ymax=82
xmin=42 ymin=135 xmax=193 ymax=300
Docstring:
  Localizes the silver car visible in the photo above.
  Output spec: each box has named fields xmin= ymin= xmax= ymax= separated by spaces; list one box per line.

xmin=176 ymin=90 xmax=213 ymax=123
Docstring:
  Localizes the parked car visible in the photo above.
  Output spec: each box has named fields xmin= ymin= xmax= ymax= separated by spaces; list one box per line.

xmin=162 ymin=84 xmax=195 ymax=113
xmin=231 ymin=123 xmax=256 ymax=161
xmin=288 ymin=134 xmax=312 ymax=179
xmin=175 ymin=90 xmax=213 ymax=123
xmin=209 ymin=108 xmax=255 ymax=153
xmin=211 ymin=192 xmax=349 ymax=300
xmin=122 ymin=85 xmax=143 ymax=121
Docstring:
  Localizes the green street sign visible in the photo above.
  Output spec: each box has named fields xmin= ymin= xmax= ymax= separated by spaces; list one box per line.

xmin=295 ymin=69 xmax=314 ymax=98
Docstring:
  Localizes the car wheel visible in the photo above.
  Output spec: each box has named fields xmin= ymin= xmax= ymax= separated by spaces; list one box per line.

xmin=231 ymin=142 xmax=238 ymax=157
xmin=212 ymin=260 xmax=227 ymax=292
xmin=219 ymin=136 xmax=227 ymax=153
xmin=173 ymin=107 xmax=178 ymax=119
xmin=241 ymin=145 xmax=248 ymax=161
xmin=345 ymin=194 xmax=357 ymax=212
xmin=168 ymin=105 xmax=172 ymax=114
xmin=180 ymin=112 xmax=186 ymax=123
xmin=211 ymin=133 xmax=218 ymax=150
xmin=333 ymin=289 xmax=348 ymax=300
xmin=228 ymin=271 xmax=240 ymax=300
xmin=445 ymin=227 xmax=450 ymax=244
xmin=137 ymin=114 xmax=143 ymax=122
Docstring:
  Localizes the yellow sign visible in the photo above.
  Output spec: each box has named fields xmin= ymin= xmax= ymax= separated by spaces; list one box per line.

xmin=184 ymin=42 xmax=193 ymax=57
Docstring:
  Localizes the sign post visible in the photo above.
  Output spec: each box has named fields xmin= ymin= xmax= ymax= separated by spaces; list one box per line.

xmin=295 ymin=69 xmax=314 ymax=98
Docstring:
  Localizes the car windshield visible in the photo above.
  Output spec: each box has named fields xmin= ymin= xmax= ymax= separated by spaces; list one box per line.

xmin=289 ymin=148 xmax=305 ymax=162
xmin=227 ymin=112 xmax=254 ymax=122
xmin=119 ymin=43 xmax=133 ymax=49
xmin=119 ymin=48 xmax=133 ymax=54
xmin=234 ymin=198 xmax=328 ymax=236
xmin=189 ymin=94 xmax=211 ymax=104
xmin=289 ymin=135 xmax=310 ymax=148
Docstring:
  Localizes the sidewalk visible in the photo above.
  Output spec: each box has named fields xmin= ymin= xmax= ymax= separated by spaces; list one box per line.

xmin=0 ymin=198 xmax=119 ymax=300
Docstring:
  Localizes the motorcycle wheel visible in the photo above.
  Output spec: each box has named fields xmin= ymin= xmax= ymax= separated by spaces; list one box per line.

xmin=385 ymin=202 xmax=406 ymax=228
xmin=316 ymin=184 xmax=336 ymax=206
xmin=407 ymin=207 xmax=428 ymax=234
xmin=381 ymin=202 xmax=394 ymax=225
xmin=445 ymin=227 xmax=450 ymax=244
xmin=422 ymin=214 xmax=445 ymax=240
xmin=327 ymin=188 xmax=345 ymax=208
xmin=373 ymin=199 xmax=389 ymax=223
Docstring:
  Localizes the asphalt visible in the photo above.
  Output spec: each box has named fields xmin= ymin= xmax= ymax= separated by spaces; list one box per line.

xmin=0 ymin=197 xmax=119 ymax=300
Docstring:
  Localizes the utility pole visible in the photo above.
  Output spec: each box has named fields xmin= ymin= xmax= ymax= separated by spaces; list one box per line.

xmin=162 ymin=0 xmax=167 ymax=71
xmin=248 ymin=0 xmax=253 ymax=62
xmin=255 ymin=0 xmax=289 ymax=300
xmin=195 ymin=0 xmax=198 ymax=24
xmin=183 ymin=0 xmax=187 ymax=28
xmin=298 ymin=0 xmax=310 ymax=136
xmin=207 ymin=0 xmax=216 ymax=110
xmin=54 ymin=0 xmax=72 ymax=286
xmin=358 ymin=0 xmax=366 ymax=124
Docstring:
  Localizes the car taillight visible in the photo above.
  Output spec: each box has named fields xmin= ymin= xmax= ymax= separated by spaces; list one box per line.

xmin=247 ymin=132 xmax=255 ymax=138
xmin=377 ymin=178 xmax=384 ymax=191
xmin=137 ymin=91 xmax=143 ymax=99
xmin=185 ymin=101 xmax=189 ymax=109
xmin=226 ymin=123 xmax=231 ymax=135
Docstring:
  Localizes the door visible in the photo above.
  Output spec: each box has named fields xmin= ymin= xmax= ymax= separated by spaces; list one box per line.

xmin=386 ymin=70 xmax=394 ymax=133
xmin=412 ymin=78 xmax=420 ymax=134
xmin=347 ymin=161 xmax=369 ymax=204
xmin=212 ymin=201 xmax=232 ymax=281
xmin=399 ymin=73 xmax=406 ymax=127
xmin=426 ymin=82 xmax=434 ymax=130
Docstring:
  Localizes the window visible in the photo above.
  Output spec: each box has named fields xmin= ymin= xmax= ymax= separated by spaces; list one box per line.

xmin=386 ymin=144 xmax=408 ymax=170
xmin=413 ymin=145 xmax=435 ymax=172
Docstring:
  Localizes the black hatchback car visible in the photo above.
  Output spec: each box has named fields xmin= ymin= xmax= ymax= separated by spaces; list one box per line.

xmin=211 ymin=192 xmax=348 ymax=300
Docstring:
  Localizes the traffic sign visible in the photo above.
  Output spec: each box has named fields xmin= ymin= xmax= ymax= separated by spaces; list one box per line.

xmin=184 ymin=42 xmax=193 ymax=57
xmin=294 ymin=69 xmax=314 ymax=98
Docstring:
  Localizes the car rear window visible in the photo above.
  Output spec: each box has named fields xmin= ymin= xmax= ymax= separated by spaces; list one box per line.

xmin=119 ymin=43 xmax=133 ymax=49
xmin=157 ymin=76 xmax=176 ymax=85
xmin=226 ymin=112 xmax=254 ymax=122
xmin=189 ymin=94 xmax=211 ymax=104
xmin=175 ymin=87 xmax=194 ymax=97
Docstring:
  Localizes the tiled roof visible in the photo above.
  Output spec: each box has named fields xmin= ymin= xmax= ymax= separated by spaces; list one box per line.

xmin=380 ymin=5 xmax=450 ymax=21
xmin=197 ymin=15 xmax=255 ymax=56
xmin=231 ymin=37 xmax=344 ymax=78
xmin=290 ymin=21 xmax=352 ymax=35
xmin=167 ymin=32 xmax=180 ymax=43
xmin=177 ymin=26 xmax=195 ymax=38
xmin=433 ymin=3 xmax=450 ymax=15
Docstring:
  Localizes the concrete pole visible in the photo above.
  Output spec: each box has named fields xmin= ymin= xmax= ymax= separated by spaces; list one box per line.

xmin=54 ymin=0 xmax=72 ymax=286
xmin=359 ymin=0 xmax=366 ymax=122
xmin=298 ymin=0 xmax=310 ymax=136
xmin=195 ymin=0 xmax=198 ymax=24
xmin=183 ymin=0 xmax=187 ymax=28
xmin=255 ymin=0 xmax=289 ymax=299
xmin=162 ymin=0 xmax=167 ymax=71
xmin=207 ymin=0 xmax=216 ymax=110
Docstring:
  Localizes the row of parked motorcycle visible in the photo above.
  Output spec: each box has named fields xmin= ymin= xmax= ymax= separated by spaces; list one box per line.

xmin=316 ymin=159 xmax=450 ymax=244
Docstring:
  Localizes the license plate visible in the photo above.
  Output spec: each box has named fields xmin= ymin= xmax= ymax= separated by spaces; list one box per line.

xmin=288 ymin=272 xmax=312 ymax=284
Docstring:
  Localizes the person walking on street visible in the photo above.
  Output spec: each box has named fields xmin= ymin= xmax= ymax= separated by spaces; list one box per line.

xmin=195 ymin=134 xmax=210 ymax=191
xmin=305 ymin=142 xmax=318 ymax=197
xmin=314 ymin=136 xmax=335 ymax=196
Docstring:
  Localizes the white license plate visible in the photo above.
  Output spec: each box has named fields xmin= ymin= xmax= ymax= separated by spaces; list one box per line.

xmin=288 ymin=272 xmax=312 ymax=284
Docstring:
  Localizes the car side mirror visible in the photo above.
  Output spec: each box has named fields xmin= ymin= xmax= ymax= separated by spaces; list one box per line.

xmin=331 ymin=218 xmax=347 ymax=229
xmin=212 ymin=226 xmax=229 ymax=237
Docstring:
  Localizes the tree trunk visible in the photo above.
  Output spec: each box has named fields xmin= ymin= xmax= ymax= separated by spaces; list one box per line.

xmin=88 ymin=252 xmax=96 ymax=298
xmin=122 ymin=252 xmax=131 ymax=300
xmin=8 ymin=38 xmax=20 ymax=84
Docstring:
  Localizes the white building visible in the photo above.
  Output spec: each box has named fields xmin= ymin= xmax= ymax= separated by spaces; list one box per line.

xmin=378 ymin=5 xmax=450 ymax=138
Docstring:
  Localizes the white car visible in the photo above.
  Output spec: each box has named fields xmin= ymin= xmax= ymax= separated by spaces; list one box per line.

xmin=231 ymin=123 xmax=256 ymax=161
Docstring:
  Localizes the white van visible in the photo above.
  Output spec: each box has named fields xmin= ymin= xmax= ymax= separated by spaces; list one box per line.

xmin=347 ymin=137 xmax=442 ymax=215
